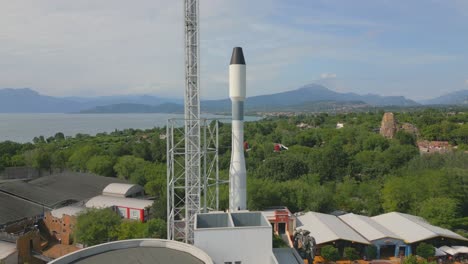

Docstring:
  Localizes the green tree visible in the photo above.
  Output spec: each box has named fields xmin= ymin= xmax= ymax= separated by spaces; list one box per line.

xmin=343 ymin=247 xmax=359 ymax=261
xmin=113 ymin=155 xmax=146 ymax=180
xmin=321 ymin=245 xmax=340 ymax=262
xmin=416 ymin=243 xmax=435 ymax=259
xmin=395 ymin=131 xmax=416 ymax=146
xmin=146 ymin=218 xmax=167 ymax=238
xmin=31 ymin=148 xmax=52 ymax=171
xmin=114 ymin=221 xmax=148 ymax=240
xmin=86 ymin=155 xmax=115 ymax=177
xmin=68 ymin=145 xmax=102 ymax=171
xmin=75 ymin=208 xmax=121 ymax=246
xmin=418 ymin=198 xmax=460 ymax=228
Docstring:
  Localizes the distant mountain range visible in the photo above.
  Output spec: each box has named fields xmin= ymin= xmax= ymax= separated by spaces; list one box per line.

xmin=421 ymin=90 xmax=468 ymax=105
xmin=1 ymin=85 xmax=467 ymax=113
xmin=0 ymin=88 xmax=181 ymax=113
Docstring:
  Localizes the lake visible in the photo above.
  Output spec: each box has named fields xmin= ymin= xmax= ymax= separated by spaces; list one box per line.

xmin=0 ymin=113 xmax=260 ymax=143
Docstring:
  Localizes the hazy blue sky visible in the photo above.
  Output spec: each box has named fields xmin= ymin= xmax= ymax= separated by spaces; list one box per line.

xmin=1 ymin=0 xmax=467 ymax=100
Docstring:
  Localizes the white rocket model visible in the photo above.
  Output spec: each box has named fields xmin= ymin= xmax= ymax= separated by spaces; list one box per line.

xmin=229 ymin=47 xmax=247 ymax=211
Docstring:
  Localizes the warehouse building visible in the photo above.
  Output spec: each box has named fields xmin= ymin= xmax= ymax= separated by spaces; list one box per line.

xmin=0 ymin=171 xmax=128 ymax=227
xmin=372 ymin=212 xmax=468 ymax=251
xmin=296 ymin=212 xmax=370 ymax=256
xmin=295 ymin=211 xmax=468 ymax=260
xmin=339 ymin=213 xmax=408 ymax=258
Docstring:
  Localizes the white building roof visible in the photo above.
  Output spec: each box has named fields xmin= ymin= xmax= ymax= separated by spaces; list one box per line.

xmin=102 ymin=183 xmax=144 ymax=198
xmin=51 ymin=206 xmax=86 ymax=218
xmin=372 ymin=212 xmax=468 ymax=243
xmin=439 ymin=246 xmax=458 ymax=256
xmin=452 ymin=246 xmax=468 ymax=254
xmin=435 ymin=247 xmax=447 ymax=257
xmin=296 ymin=212 xmax=369 ymax=245
xmin=85 ymin=195 xmax=153 ymax=210
xmin=339 ymin=213 xmax=402 ymax=241
xmin=0 ymin=240 xmax=16 ymax=260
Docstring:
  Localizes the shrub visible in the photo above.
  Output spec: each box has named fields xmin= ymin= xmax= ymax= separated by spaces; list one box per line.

xmin=321 ymin=245 xmax=340 ymax=262
xmin=416 ymin=243 xmax=435 ymax=259
xmin=403 ymin=255 xmax=418 ymax=264
xmin=344 ymin=247 xmax=359 ymax=261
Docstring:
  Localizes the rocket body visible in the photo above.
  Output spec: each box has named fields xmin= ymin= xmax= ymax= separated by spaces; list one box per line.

xmin=229 ymin=47 xmax=247 ymax=211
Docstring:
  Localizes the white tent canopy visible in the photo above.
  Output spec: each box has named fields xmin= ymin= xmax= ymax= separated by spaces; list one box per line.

xmin=452 ymin=246 xmax=468 ymax=254
xmin=435 ymin=247 xmax=447 ymax=257
xmin=439 ymin=246 xmax=458 ymax=256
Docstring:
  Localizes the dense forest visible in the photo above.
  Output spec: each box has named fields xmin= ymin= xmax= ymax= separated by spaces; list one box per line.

xmin=1 ymin=108 xmax=468 ymax=240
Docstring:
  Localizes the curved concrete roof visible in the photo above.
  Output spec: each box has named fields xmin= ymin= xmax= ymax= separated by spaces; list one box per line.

xmin=102 ymin=183 xmax=143 ymax=198
xmin=48 ymin=239 xmax=213 ymax=264
xmin=85 ymin=195 xmax=153 ymax=210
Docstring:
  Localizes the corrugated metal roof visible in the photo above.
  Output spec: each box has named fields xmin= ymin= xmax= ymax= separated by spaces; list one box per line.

xmin=372 ymin=212 xmax=468 ymax=243
xmin=0 ymin=172 xmax=128 ymax=208
xmin=85 ymin=195 xmax=153 ymax=210
xmin=0 ymin=240 xmax=16 ymax=259
xmin=0 ymin=192 xmax=44 ymax=226
xmin=296 ymin=212 xmax=370 ymax=245
xmin=339 ymin=213 xmax=402 ymax=241
xmin=102 ymin=183 xmax=143 ymax=198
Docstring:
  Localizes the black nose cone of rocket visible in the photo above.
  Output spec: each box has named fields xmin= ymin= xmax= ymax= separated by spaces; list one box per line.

xmin=230 ymin=47 xmax=246 ymax=65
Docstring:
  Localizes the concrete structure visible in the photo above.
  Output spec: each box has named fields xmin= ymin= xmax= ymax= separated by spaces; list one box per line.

xmin=273 ymin=248 xmax=303 ymax=264
xmin=102 ymin=183 xmax=144 ymax=198
xmin=85 ymin=195 xmax=153 ymax=222
xmin=229 ymin=47 xmax=247 ymax=212
xmin=194 ymin=211 xmax=278 ymax=264
xmin=339 ymin=213 xmax=408 ymax=258
xmin=0 ymin=241 xmax=17 ymax=264
xmin=48 ymin=239 xmax=213 ymax=264
xmin=262 ymin=207 xmax=296 ymax=245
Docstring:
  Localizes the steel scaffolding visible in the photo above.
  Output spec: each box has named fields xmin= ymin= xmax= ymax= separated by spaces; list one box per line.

xmin=167 ymin=119 xmax=221 ymax=243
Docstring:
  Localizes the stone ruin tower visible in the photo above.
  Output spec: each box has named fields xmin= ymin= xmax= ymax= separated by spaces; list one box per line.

xmin=380 ymin=112 xmax=398 ymax=138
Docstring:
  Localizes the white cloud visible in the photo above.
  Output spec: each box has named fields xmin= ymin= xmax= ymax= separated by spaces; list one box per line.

xmin=320 ymin=73 xmax=337 ymax=79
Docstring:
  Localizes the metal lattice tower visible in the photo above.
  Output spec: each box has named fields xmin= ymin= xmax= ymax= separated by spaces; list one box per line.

xmin=183 ymin=0 xmax=200 ymax=245
xmin=168 ymin=0 xmax=223 ymax=245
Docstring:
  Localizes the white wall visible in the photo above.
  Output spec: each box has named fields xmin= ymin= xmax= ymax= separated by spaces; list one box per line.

xmin=195 ymin=226 xmax=272 ymax=264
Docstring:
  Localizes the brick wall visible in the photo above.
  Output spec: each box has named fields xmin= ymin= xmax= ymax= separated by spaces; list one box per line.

xmin=43 ymin=212 xmax=76 ymax=245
